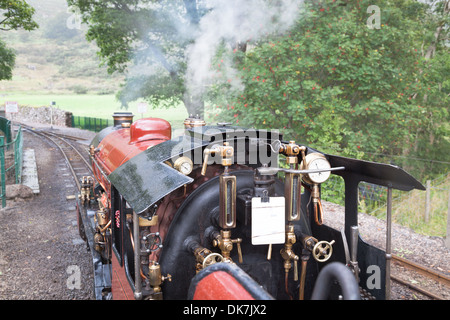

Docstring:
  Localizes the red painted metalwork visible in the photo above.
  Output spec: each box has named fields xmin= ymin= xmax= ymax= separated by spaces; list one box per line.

xmin=111 ymin=253 xmax=134 ymax=300
xmin=129 ymin=118 xmax=171 ymax=144
xmin=94 ymin=118 xmax=171 ymax=176
xmin=91 ymin=117 xmax=172 ymax=300
xmin=192 ymin=271 xmax=255 ymax=300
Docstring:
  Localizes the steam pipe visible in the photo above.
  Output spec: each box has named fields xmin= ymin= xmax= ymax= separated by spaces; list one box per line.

xmin=311 ymin=262 xmax=360 ymax=300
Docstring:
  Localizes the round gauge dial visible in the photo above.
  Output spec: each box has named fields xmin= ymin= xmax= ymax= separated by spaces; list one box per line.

xmin=302 ymin=153 xmax=331 ymax=184
xmin=173 ymin=157 xmax=193 ymax=175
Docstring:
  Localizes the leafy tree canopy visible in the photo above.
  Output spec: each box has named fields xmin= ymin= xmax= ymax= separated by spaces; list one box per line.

xmin=68 ymin=0 xmax=448 ymax=179
xmin=67 ymin=0 xmax=301 ymax=116
xmin=0 ymin=0 xmax=38 ymax=31
xmin=67 ymin=0 xmax=205 ymax=115
xmin=208 ymin=0 xmax=449 ymax=179
xmin=0 ymin=0 xmax=38 ymax=80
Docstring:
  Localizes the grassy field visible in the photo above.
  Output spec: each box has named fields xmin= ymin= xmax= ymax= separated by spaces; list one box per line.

xmin=0 ymin=93 xmax=189 ymax=128
xmin=365 ymin=173 xmax=450 ymax=237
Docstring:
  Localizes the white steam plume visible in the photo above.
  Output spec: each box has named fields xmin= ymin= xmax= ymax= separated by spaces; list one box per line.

xmin=185 ymin=0 xmax=303 ymax=102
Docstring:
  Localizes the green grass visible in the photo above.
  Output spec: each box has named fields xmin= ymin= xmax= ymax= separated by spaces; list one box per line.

xmin=367 ymin=174 xmax=449 ymax=237
xmin=0 ymin=93 xmax=189 ymax=128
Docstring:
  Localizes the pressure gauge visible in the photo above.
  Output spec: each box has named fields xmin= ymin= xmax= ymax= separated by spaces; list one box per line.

xmin=301 ymin=153 xmax=331 ymax=184
xmin=173 ymin=156 xmax=193 ymax=175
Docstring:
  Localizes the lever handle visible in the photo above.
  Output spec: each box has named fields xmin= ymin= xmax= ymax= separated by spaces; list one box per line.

xmin=201 ymin=148 xmax=212 ymax=176
xmin=350 ymin=225 xmax=359 ymax=262
xmin=294 ymin=259 xmax=298 ymax=281
xmin=232 ymin=238 xmax=243 ymax=263
xmin=267 ymin=244 xmax=273 ymax=260
xmin=201 ymin=143 xmax=234 ymax=176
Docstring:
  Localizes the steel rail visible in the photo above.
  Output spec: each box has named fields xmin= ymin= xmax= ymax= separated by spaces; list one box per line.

xmin=390 ymin=255 xmax=450 ymax=300
xmin=23 ymin=126 xmax=92 ymax=190
xmin=390 ymin=274 xmax=445 ymax=300
xmin=392 ymin=255 xmax=450 ymax=287
xmin=42 ymin=130 xmax=91 ymax=169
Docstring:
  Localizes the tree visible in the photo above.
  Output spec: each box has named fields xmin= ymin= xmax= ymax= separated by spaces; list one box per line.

xmin=67 ymin=0 xmax=302 ymax=117
xmin=409 ymin=0 xmax=450 ymax=177
xmin=0 ymin=0 xmax=38 ymax=80
xmin=67 ymin=0 xmax=205 ymax=116
xmin=209 ymin=0 xmax=449 ymax=179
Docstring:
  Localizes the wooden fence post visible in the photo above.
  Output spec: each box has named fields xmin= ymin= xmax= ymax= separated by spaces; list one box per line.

xmin=425 ymin=180 xmax=431 ymax=223
xmin=445 ymin=187 xmax=450 ymax=249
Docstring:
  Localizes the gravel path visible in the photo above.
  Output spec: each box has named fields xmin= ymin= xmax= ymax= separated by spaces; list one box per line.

xmin=0 ymin=124 xmax=95 ymax=300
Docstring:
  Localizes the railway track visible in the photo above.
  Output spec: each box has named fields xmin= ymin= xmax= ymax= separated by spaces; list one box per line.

xmin=390 ymin=255 xmax=450 ymax=300
xmin=21 ymin=125 xmax=92 ymax=190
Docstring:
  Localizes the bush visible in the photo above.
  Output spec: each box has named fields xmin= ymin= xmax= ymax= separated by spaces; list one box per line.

xmin=70 ymin=85 xmax=88 ymax=94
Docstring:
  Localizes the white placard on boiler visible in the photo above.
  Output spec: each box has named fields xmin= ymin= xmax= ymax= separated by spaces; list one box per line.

xmin=251 ymin=197 xmax=285 ymax=245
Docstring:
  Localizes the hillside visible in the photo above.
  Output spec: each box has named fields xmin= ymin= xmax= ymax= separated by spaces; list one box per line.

xmin=0 ymin=0 xmax=123 ymax=95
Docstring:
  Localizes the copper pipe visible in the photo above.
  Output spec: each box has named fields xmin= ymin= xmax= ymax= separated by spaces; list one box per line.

xmin=318 ymin=198 xmax=324 ymax=225
xmin=314 ymin=201 xmax=324 ymax=225
xmin=285 ymin=271 xmax=293 ymax=300
xmin=99 ymin=220 xmax=111 ymax=234
xmin=299 ymin=259 xmax=308 ymax=300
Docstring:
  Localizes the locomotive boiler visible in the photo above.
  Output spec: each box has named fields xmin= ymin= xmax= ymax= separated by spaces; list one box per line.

xmin=76 ymin=112 xmax=424 ymax=300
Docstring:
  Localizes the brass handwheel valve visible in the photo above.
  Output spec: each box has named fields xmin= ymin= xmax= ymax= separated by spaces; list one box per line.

xmin=312 ymin=240 xmax=335 ymax=262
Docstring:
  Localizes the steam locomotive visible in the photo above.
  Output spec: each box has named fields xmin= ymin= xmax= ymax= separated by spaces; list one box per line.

xmin=76 ymin=112 xmax=424 ymax=300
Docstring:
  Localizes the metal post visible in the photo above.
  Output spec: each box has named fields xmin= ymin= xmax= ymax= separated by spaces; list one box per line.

xmin=133 ymin=211 xmax=143 ymax=300
xmin=14 ymin=127 xmax=23 ymax=184
xmin=385 ymin=186 xmax=393 ymax=300
xmin=344 ymin=177 xmax=359 ymax=244
xmin=0 ymin=137 xmax=5 ymax=208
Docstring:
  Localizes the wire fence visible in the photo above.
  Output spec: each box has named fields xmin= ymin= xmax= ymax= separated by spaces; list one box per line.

xmin=321 ymin=171 xmax=450 ymax=238
xmin=0 ymin=116 xmax=12 ymax=145
xmin=0 ymin=120 xmax=23 ymax=207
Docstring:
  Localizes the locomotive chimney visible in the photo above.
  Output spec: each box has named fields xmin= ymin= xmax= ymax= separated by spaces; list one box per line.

xmin=113 ymin=112 xmax=134 ymax=127
xmin=184 ymin=114 xmax=206 ymax=129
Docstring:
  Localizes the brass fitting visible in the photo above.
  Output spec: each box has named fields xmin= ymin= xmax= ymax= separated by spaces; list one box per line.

xmin=279 ymin=140 xmax=301 ymax=157
xmin=280 ymin=224 xmax=299 ymax=281
xmin=193 ymin=247 xmax=224 ymax=272
xmin=213 ymin=230 xmax=243 ymax=263
xmin=284 ymin=171 xmax=301 ymax=222
xmin=281 ymin=141 xmax=305 ymax=222
xmin=89 ymin=145 xmax=95 ymax=157
xmin=202 ymin=142 xmax=237 ymax=229
xmin=279 ymin=141 xmax=306 ymax=165
xmin=201 ymin=142 xmax=234 ymax=175
xmin=311 ymin=184 xmax=320 ymax=201
xmin=148 ymin=262 xmax=172 ymax=300
xmin=184 ymin=115 xmax=206 ymax=129
xmin=219 ymin=174 xmax=236 ymax=229
xmin=301 ymin=235 xmax=318 ymax=252
xmin=80 ymin=176 xmax=94 ymax=205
